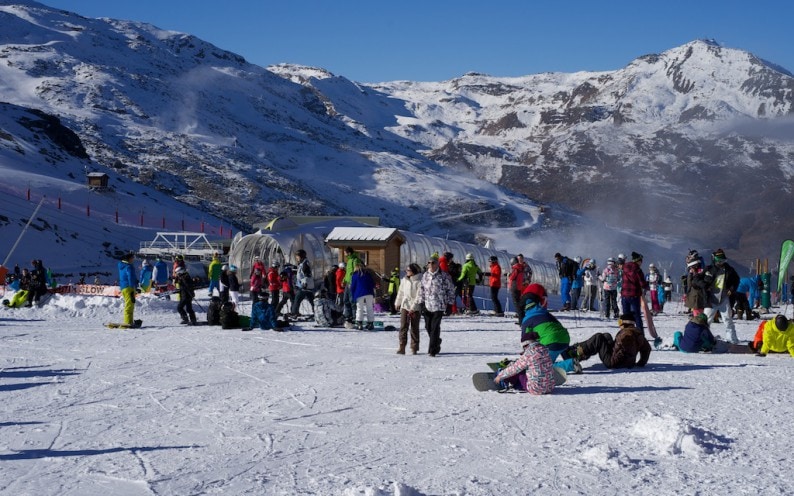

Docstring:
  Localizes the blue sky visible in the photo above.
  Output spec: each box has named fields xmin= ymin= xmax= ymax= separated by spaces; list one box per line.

xmin=44 ymin=0 xmax=794 ymax=82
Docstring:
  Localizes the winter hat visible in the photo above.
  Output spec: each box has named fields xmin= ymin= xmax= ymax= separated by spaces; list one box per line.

xmin=607 ymin=257 xmax=615 ymax=264
xmin=712 ymin=248 xmax=727 ymax=262
xmin=617 ymin=253 xmax=626 ymax=262
xmin=523 ymin=283 xmax=547 ymax=301
xmin=775 ymin=314 xmax=789 ymax=331
xmin=631 ymin=251 xmax=643 ymax=262
xmin=690 ymin=313 xmax=708 ymax=326
xmin=554 ymin=252 xmax=562 ymax=259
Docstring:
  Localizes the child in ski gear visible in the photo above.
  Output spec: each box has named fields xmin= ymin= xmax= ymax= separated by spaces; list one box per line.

xmin=702 ymin=248 xmax=740 ymax=344
xmin=349 ymin=261 xmax=376 ymax=330
xmin=313 ymin=289 xmax=345 ymax=327
xmin=493 ymin=332 xmax=555 ymax=395
xmin=758 ymin=315 xmax=794 ymax=357
xmin=486 ymin=256 xmax=503 ymax=316
xmin=416 ymin=257 xmax=456 ymax=356
xmin=118 ymin=252 xmax=138 ymax=326
xmin=175 ymin=266 xmax=198 ymax=325
xmin=564 ymin=313 xmax=651 ymax=369
xmin=519 ymin=283 xmax=577 ymax=373
xmin=673 ymin=313 xmax=716 ymax=353
xmin=620 ymin=252 xmax=648 ymax=333
xmin=395 ymin=263 xmax=422 ymax=354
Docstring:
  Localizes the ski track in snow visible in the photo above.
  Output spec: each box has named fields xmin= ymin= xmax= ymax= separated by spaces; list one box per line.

xmin=0 ymin=293 xmax=793 ymax=494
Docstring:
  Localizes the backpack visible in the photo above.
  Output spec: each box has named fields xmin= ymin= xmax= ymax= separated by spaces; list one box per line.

xmin=207 ymin=296 xmax=222 ymax=325
xmin=448 ymin=262 xmax=462 ymax=281
xmin=220 ymin=302 xmax=240 ymax=329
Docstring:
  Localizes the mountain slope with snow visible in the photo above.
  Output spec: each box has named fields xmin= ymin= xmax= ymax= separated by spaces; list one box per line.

xmin=1 ymin=2 xmax=793 ymax=272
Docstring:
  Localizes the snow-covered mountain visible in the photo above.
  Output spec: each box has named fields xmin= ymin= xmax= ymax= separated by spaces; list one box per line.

xmin=1 ymin=0 xmax=792 ymax=273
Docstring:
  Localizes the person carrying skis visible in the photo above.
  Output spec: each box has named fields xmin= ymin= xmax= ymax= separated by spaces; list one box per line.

xmin=174 ymin=266 xmax=197 ymax=325
xmin=117 ymin=252 xmax=138 ymax=326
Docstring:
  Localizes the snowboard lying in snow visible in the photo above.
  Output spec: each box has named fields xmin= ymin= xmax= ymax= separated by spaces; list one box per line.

xmin=473 ymin=362 xmax=567 ymax=391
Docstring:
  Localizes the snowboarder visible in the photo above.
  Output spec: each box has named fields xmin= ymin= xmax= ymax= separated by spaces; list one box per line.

xmin=492 ymin=332 xmax=556 ymax=395
xmin=519 ymin=283 xmax=578 ymax=373
xmin=118 ymin=252 xmax=138 ymax=327
xmin=672 ymin=313 xmax=716 ymax=353
xmin=563 ymin=313 xmax=651 ymax=370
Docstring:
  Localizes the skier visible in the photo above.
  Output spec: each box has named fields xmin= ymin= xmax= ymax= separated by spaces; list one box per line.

xmin=349 ymin=260 xmax=376 ymax=330
xmin=620 ymin=252 xmax=648 ymax=334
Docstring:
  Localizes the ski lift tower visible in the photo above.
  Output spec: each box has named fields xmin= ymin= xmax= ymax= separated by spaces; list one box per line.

xmin=138 ymin=232 xmax=224 ymax=261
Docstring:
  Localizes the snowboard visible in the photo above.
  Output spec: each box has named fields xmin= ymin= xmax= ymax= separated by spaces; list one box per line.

xmin=106 ymin=319 xmax=143 ymax=329
xmin=483 ymin=361 xmax=567 ymax=388
xmin=640 ymin=296 xmax=659 ymax=339
xmin=472 ymin=372 xmax=500 ymax=391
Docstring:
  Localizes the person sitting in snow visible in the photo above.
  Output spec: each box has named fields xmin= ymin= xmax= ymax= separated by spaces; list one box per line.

xmin=519 ymin=283 xmax=578 ymax=373
xmin=251 ymin=292 xmax=290 ymax=331
xmin=672 ymin=313 xmax=717 ymax=353
xmin=313 ymin=288 xmax=345 ymax=328
xmin=757 ymin=314 xmax=794 ymax=357
xmin=563 ymin=313 xmax=651 ymax=370
xmin=493 ymin=331 xmax=556 ymax=395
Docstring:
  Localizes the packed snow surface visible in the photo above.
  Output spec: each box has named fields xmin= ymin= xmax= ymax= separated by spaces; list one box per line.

xmin=1 ymin=292 xmax=793 ymax=495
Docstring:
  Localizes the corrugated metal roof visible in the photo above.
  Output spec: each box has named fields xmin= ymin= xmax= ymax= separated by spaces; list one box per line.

xmin=325 ymin=227 xmax=401 ymax=242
